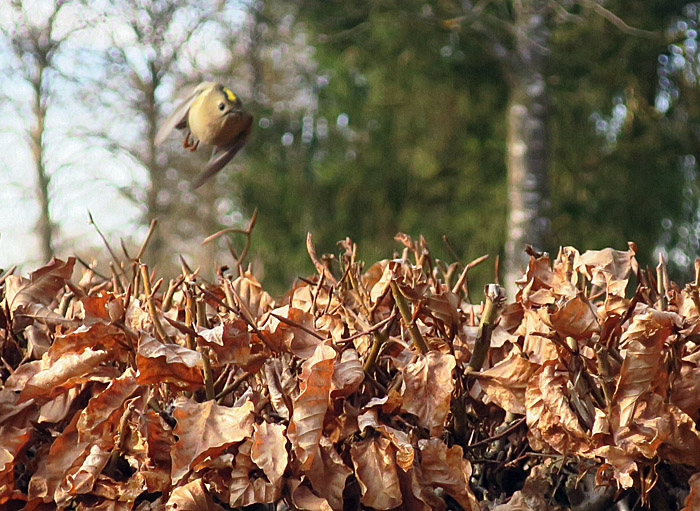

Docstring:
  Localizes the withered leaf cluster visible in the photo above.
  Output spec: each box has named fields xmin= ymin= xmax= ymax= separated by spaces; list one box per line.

xmin=2 ymin=238 xmax=700 ymax=510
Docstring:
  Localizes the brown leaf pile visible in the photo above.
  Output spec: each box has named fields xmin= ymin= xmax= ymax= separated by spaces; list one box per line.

xmin=2 ymin=239 xmax=700 ymax=510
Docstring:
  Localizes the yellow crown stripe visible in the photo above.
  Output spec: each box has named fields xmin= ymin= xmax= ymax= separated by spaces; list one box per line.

xmin=223 ymin=87 xmax=237 ymax=102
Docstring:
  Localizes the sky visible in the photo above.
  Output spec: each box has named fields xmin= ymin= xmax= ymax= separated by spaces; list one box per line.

xmin=0 ymin=0 xmax=245 ymax=273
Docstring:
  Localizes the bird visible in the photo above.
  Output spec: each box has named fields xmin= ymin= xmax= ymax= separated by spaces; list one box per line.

xmin=155 ymin=82 xmax=253 ymax=189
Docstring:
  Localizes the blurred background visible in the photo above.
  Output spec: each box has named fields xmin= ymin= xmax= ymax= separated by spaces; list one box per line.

xmin=1 ymin=0 xmax=699 ymax=295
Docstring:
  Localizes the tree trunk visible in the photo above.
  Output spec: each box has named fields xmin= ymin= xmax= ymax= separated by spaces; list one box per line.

xmin=504 ymin=0 xmax=551 ymax=297
xmin=144 ymin=66 xmax=165 ymax=266
xmin=31 ymin=73 xmax=55 ymax=263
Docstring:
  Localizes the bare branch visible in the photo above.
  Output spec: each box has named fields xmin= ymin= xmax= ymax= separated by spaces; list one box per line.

xmin=580 ymin=0 xmax=658 ymax=38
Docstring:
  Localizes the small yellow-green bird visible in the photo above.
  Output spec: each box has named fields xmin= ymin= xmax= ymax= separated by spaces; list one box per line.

xmin=155 ymin=82 xmax=253 ymax=189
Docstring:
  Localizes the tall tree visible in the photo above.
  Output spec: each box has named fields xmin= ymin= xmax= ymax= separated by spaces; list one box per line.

xmin=449 ymin=0 xmax=686 ymax=293
xmin=0 ymin=0 xmax=84 ymax=262
xmin=289 ymin=0 xmax=689 ymax=294
xmin=87 ymin=0 xmax=223 ymax=269
xmin=503 ymin=0 xmax=551 ymax=293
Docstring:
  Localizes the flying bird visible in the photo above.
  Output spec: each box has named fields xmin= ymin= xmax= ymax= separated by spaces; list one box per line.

xmin=155 ymin=82 xmax=253 ymax=189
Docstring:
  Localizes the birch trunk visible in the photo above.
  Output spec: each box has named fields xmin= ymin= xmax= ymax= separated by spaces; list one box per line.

xmin=504 ymin=0 xmax=551 ymax=297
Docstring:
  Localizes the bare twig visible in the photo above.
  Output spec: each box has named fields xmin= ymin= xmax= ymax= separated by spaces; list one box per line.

xmin=307 ymin=232 xmax=338 ymax=285
xmin=106 ymin=401 xmax=136 ymax=474
xmin=468 ymin=284 xmax=505 ymax=372
xmin=109 ymin=262 xmax=124 ymax=293
xmin=58 ymin=291 xmax=73 ymax=318
xmin=310 ymin=271 xmax=325 ymax=317
xmin=75 ymin=255 xmax=109 ymax=281
xmin=465 ymin=417 xmax=526 ymax=449
xmin=363 ymin=311 xmax=397 ymax=371
xmin=199 ymin=283 xmax=274 ymax=352
xmin=656 ymin=253 xmax=667 ymax=310
xmin=686 ymin=258 xmax=700 ymax=314
xmin=88 ymin=211 xmax=127 ymax=286
xmin=201 ymin=346 xmax=215 ymax=400
xmin=0 ymin=265 xmax=17 ymax=287
xmin=140 ymin=264 xmax=169 ymax=343
xmin=135 ymin=219 xmax=158 ymax=262
xmin=184 ymin=284 xmax=196 ymax=351
xmin=341 ymin=311 xmax=397 ymax=345
xmin=216 ymin=370 xmax=252 ymax=403
xmin=202 ymin=208 xmax=258 ymax=270
xmin=179 ymin=255 xmax=195 ymax=276
xmin=451 ymin=253 xmax=489 ymax=297
xmin=225 ymin=280 xmax=259 ymax=331
xmin=162 ymin=276 xmax=184 ymax=312
xmin=270 ymin=312 xmax=324 ymax=340
xmin=196 ymin=294 xmax=208 ymax=329
xmin=581 ymin=0 xmax=658 ymax=38
xmin=390 ymin=280 xmax=428 ymax=354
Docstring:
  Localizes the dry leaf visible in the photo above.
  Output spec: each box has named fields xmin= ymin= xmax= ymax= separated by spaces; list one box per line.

xmin=19 ymin=348 xmax=116 ymax=404
xmin=683 ymin=472 xmax=700 ymax=511
xmin=350 ymin=436 xmax=402 ymax=510
xmin=229 ymin=438 xmax=282 ymax=506
xmin=357 ymin=409 xmax=414 ymax=471
xmin=288 ymin=342 xmax=335 ymax=470
xmin=577 ymin=247 xmax=634 ymax=286
xmin=49 ymin=322 xmax=131 ymax=364
xmin=264 ymin=357 xmax=297 ymax=420
xmin=166 ymin=479 xmax=226 ymax=511
xmin=136 ymin=333 xmax=204 ymax=390
xmin=77 ymin=368 xmax=141 ymax=444
xmin=198 ymin=317 xmax=261 ymax=369
xmin=251 ymin=421 xmax=288 ymax=487
xmin=547 ymin=293 xmax=600 ymax=340
xmin=171 ymin=397 xmax=254 ymax=484
xmin=4 ymin=257 xmax=75 ymax=316
xmin=397 ymin=466 xmax=446 ymax=511
xmin=27 ymin=414 xmax=90 ymax=505
xmin=526 ymin=361 xmax=594 ymax=457
xmin=0 ymin=426 xmax=32 ymax=500
xmin=401 ymin=351 xmax=455 ymax=435
xmin=476 ymin=349 xmax=539 ymax=415
xmin=613 ymin=308 xmax=679 ymax=427
xmin=231 ymin=271 xmax=275 ymax=320
xmin=419 ymin=438 xmax=479 ymax=511
xmin=331 ymin=348 xmax=363 ymax=398
xmin=306 ymin=436 xmax=352 ymax=511
xmin=288 ymin=479 xmax=333 ymax=511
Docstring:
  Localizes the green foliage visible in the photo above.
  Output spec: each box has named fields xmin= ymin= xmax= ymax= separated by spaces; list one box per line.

xmin=549 ymin=0 xmax=691 ymax=270
xmin=234 ymin=0 xmax=510 ymax=292
xmin=231 ymin=0 xmax=697 ymax=293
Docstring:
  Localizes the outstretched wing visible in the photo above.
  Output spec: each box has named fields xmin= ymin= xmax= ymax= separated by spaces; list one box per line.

xmin=191 ymin=112 xmax=253 ymax=189
xmin=155 ymin=84 xmax=210 ymax=146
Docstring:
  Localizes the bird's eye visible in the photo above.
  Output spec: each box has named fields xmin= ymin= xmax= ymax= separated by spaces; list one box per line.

xmin=218 ymin=103 xmax=225 ymax=111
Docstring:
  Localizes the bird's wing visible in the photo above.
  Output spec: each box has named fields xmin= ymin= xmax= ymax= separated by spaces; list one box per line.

xmin=191 ymin=112 xmax=253 ymax=189
xmin=155 ymin=88 xmax=201 ymax=146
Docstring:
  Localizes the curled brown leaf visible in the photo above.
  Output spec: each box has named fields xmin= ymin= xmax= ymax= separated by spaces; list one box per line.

xmin=350 ymin=436 xmax=402 ymax=510
xmin=288 ymin=343 xmax=336 ymax=470
xmin=166 ymin=479 xmax=226 ymax=511
xmin=401 ymin=351 xmax=455 ymax=435
xmin=136 ymin=333 xmax=203 ymax=390
xmin=171 ymin=397 xmax=254 ymax=484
